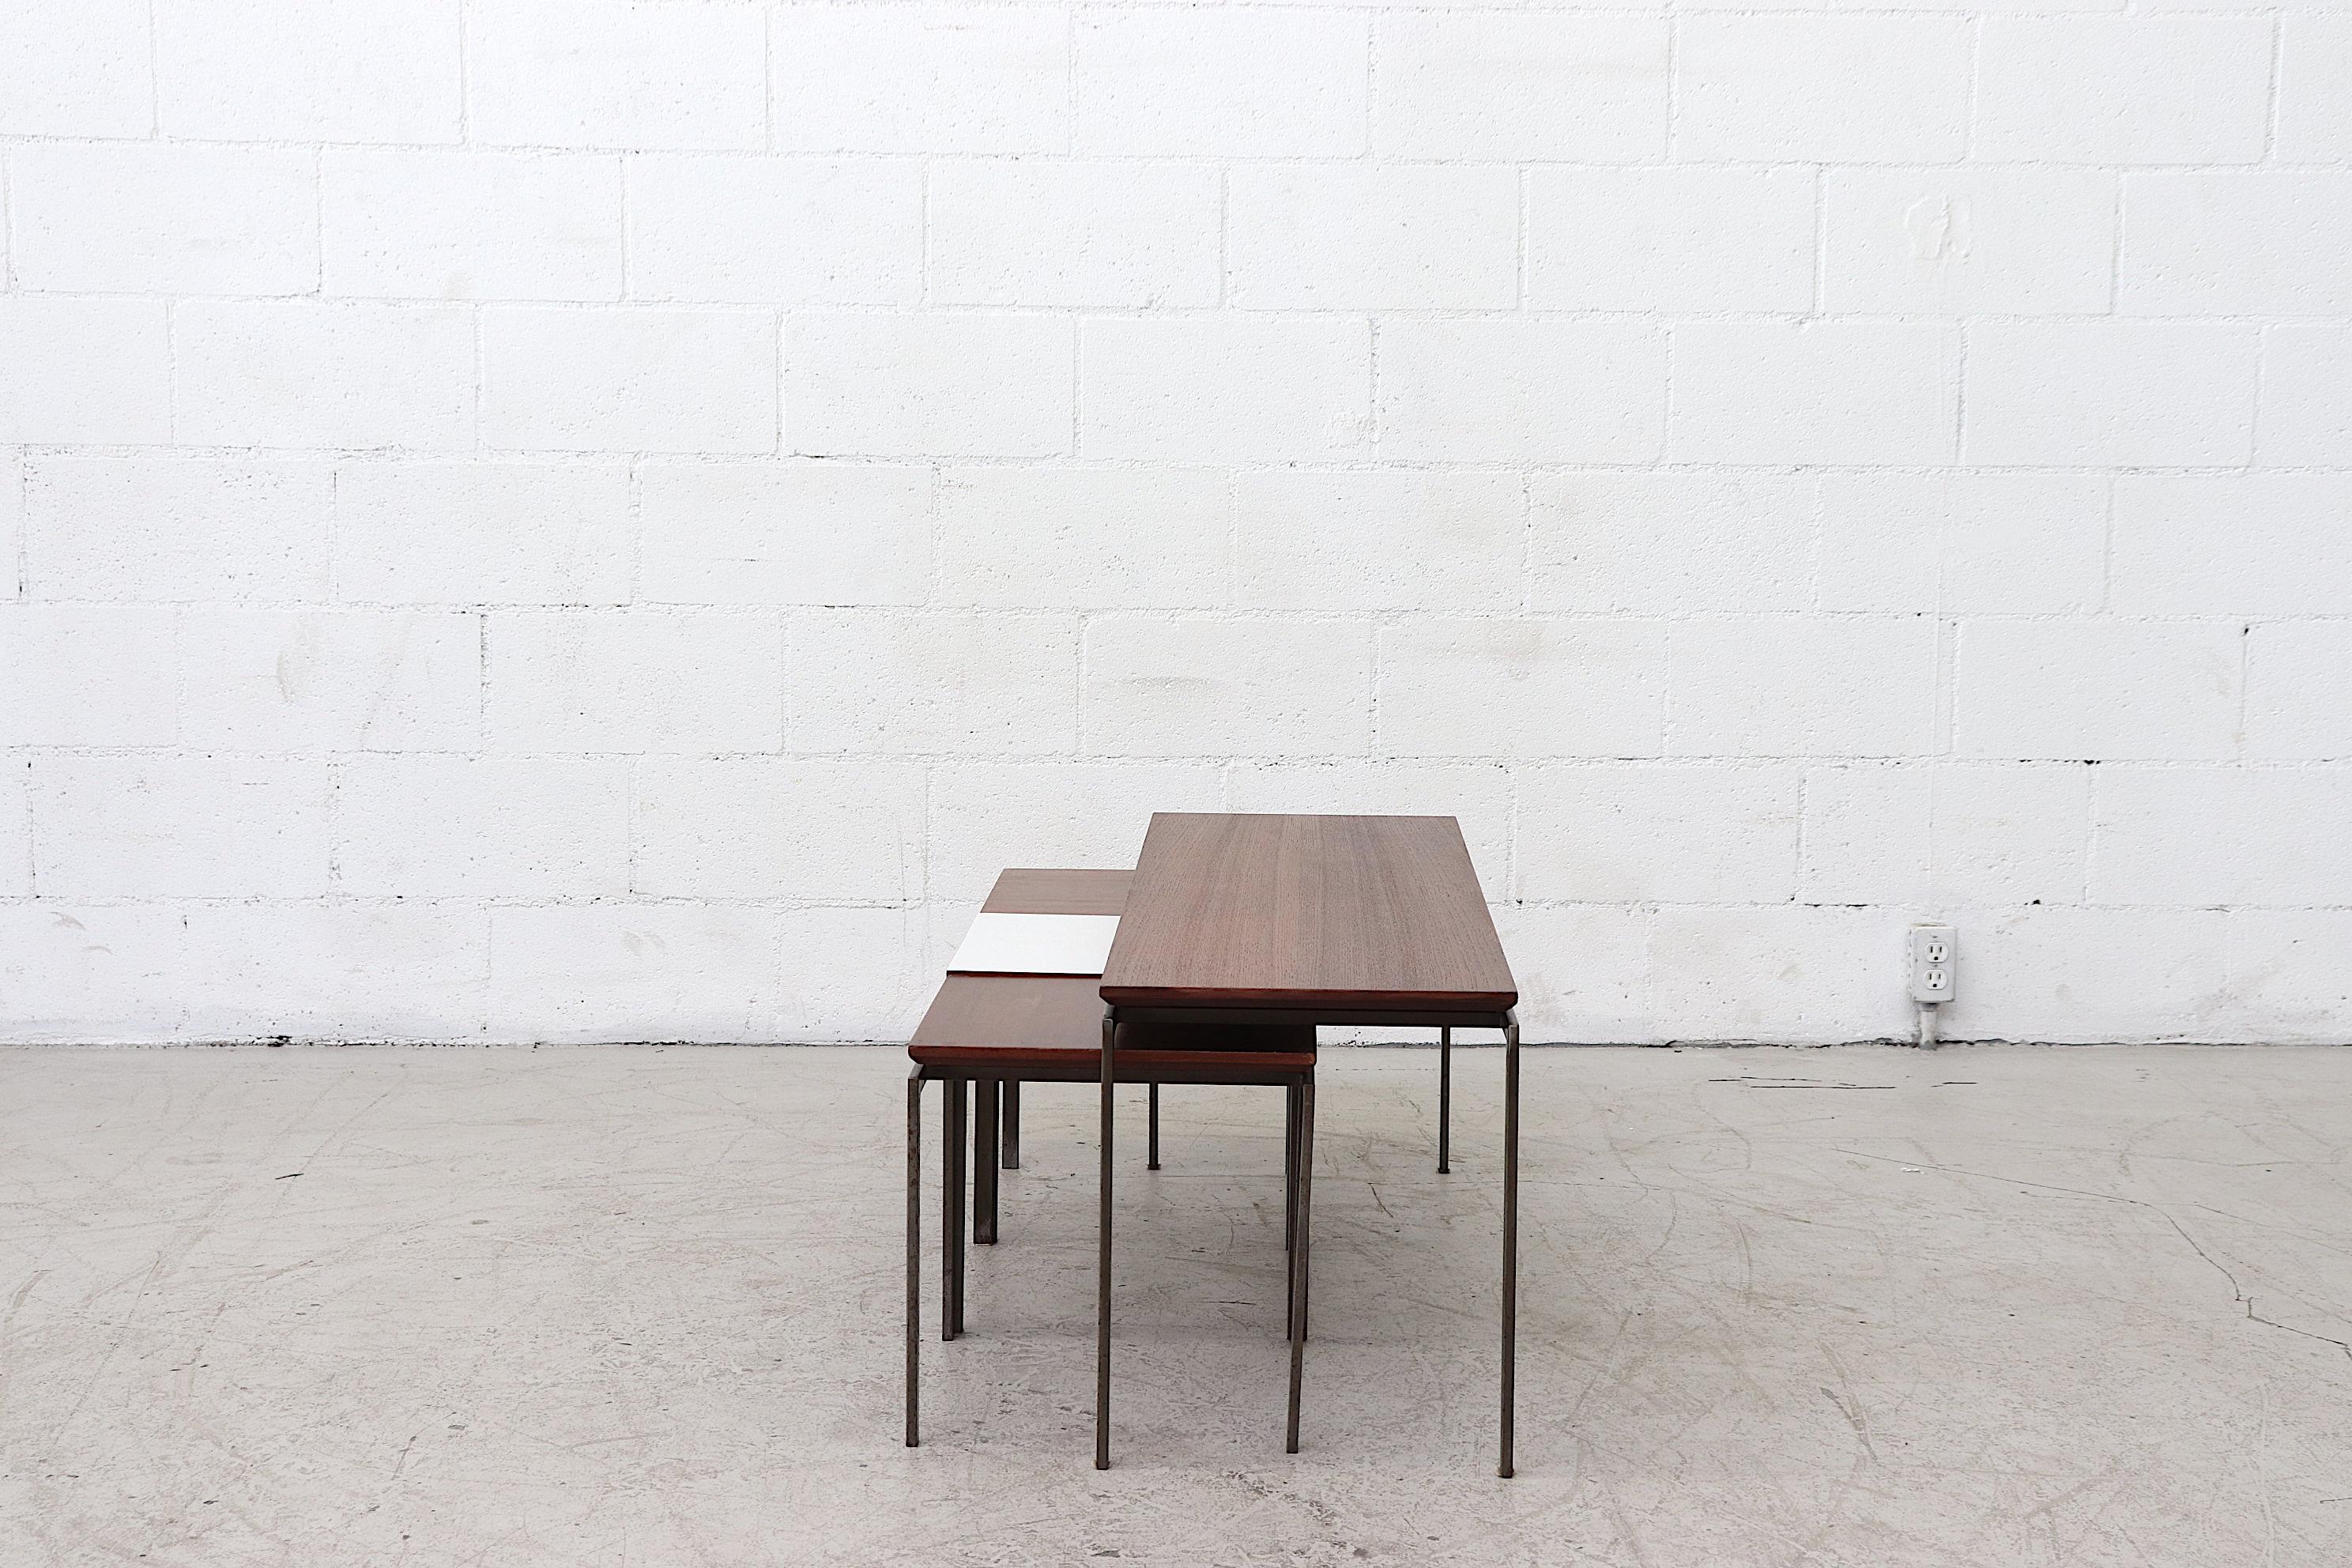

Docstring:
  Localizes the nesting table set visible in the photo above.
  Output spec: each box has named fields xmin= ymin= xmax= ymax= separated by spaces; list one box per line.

xmin=905 ymin=812 xmax=1523 ymax=1476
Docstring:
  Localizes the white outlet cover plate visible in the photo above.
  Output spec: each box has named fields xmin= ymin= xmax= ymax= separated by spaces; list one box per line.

xmin=1908 ymin=923 xmax=1957 ymax=1001
xmin=948 ymin=913 xmax=1121 ymax=977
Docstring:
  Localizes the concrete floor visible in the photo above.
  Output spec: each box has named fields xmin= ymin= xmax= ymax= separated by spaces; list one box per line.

xmin=2 ymin=1046 xmax=2349 ymax=1567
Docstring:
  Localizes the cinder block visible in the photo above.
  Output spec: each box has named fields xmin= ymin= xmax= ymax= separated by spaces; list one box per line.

xmin=775 ymin=906 xmax=937 ymax=1042
xmin=1687 ymin=0 xmax=2119 ymax=17
xmin=1815 ymin=472 xmax=2109 ymax=615
xmin=1527 ymin=168 xmax=1814 ymax=314
xmin=0 ymin=0 xmax=151 ymax=137
xmin=0 ymin=605 xmax=177 ymax=747
xmin=2245 ymin=624 xmax=2352 ymax=761
xmin=2093 ymin=767 xmax=2352 ymax=908
xmin=466 ymin=0 xmax=763 ymax=150
xmin=2112 ymin=475 xmax=2352 ymax=616
xmin=790 ymin=611 xmax=1078 ymax=756
xmin=1800 ymin=765 xmax=1932 ymax=907
xmin=788 ymin=313 xmax=1072 ymax=459
xmin=1081 ymin=316 xmax=1369 ymax=463
xmin=2226 ymin=910 xmax=2352 ymax=1045
xmin=488 ymin=904 xmax=785 ymax=1045
xmin=31 ymin=755 xmax=330 ymax=898
xmin=1672 ymin=322 xmax=1958 ymax=467
xmin=488 ymin=612 xmax=783 ymax=752
xmin=1493 ymin=903 xmax=1653 ymax=1044
xmin=1954 ymin=620 xmax=2241 ymax=761
xmin=12 ymin=143 xmax=316 ymax=297
xmin=1962 ymin=321 xmax=2258 ymax=466
xmin=1083 ymin=617 xmax=1371 ymax=758
xmin=1954 ymin=907 xmax=2231 ymax=1043
xmin=1645 ymin=905 xmax=1909 ymax=1045
xmin=775 ymin=5 xmax=1069 ymax=155
xmin=1077 ymin=9 xmax=1366 ymax=158
xmin=180 ymin=610 xmax=482 ymax=752
xmin=628 ymin=156 xmax=920 ymax=307
xmin=1372 ymin=13 xmax=1666 ymax=161
xmin=323 ymin=151 xmax=621 ymax=302
xmin=640 ymin=462 xmax=931 ymax=606
xmin=1528 ymin=469 xmax=1817 ymax=614
xmin=1516 ymin=763 xmax=1801 ymax=903
xmin=1929 ymin=764 xmax=2091 ymax=906
xmin=1236 ymin=469 xmax=1519 ymax=612
xmin=156 ymin=0 xmax=461 ymax=142
xmin=930 ymin=160 xmax=1219 ymax=311
xmin=334 ymin=461 xmax=633 ymax=606
xmin=24 ymin=458 xmax=332 ymax=602
xmin=176 ymin=302 xmax=475 ymax=451
xmin=337 ymin=755 xmax=630 ymax=896
xmin=1677 ymin=17 xmax=1970 ymax=163
xmin=632 ymin=756 xmax=925 ymax=901
xmin=0 ymin=762 xmax=28 ymax=897
xmin=1823 ymin=169 xmax=2118 ymax=316
xmin=1378 ymin=318 xmax=1664 ymax=463
xmin=1669 ymin=617 xmax=1938 ymax=759
xmin=0 ymin=455 xmax=18 ymax=603
xmin=1229 ymin=165 xmax=1515 ymax=310
xmin=1377 ymin=620 xmax=1666 ymax=760
xmin=2121 ymin=173 xmax=2352 ymax=318
xmin=178 ymin=905 xmax=489 ymax=1042
xmin=1231 ymin=760 xmax=1513 ymax=888
xmin=1800 ymin=762 xmax=2094 ymax=909
xmin=2278 ymin=17 xmax=2352 ymax=164
xmin=2259 ymin=326 xmax=2352 ymax=466
xmin=0 ymin=906 xmax=187 ymax=1043
xmin=926 ymin=760 xmax=1222 ymax=903
xmin=0 ymin=299 xmax=170 ymax=445
xmin=1975 ymin=17 xmax=2272 ymax=164
xmin=937 ymin=466 xmax=1225 ymax=609
xmin=481 ymin=307 xmax=776 ymax=454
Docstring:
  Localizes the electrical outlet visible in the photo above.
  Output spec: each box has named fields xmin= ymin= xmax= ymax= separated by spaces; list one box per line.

xmin=1909 ymin=923 xmax=1956 ymax=1004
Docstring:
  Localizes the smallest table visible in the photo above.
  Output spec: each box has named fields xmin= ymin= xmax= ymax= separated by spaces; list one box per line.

xmin=1094 ymin=812 xmax=1522 ymax=1474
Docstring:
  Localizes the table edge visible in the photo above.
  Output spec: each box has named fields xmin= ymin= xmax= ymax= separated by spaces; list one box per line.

xmin=1098 ymin=983 xmax=1519 ymax=1011
xmin=1103 ymin=812 xmax=1517 ymax=1004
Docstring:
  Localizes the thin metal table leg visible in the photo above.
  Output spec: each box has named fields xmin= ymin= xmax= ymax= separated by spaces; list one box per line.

xmin=1298 ymin=1069 xmax=1313 ymax=1340
xmin=1148 ymin=1083 xmax=1160 ymax=1170
xmin=1283 ymin=1080 xmax=1298 ymax=1255
xmin=1095 ymin=1009 xmax=1115 ymax=1470
xmin=974 ymin=1079 xmax=1000 ymax=1246
xmin=1283 ymin=1080 xmax=1298 ymax=1340
xmin=1285 ymin=1073 xmax=1316 ymax=1454
xmin=1438 ymin=1026 xmax=1452 ymax=1174
xmin=1002 ymin=1081 xmax=1021 ymax=1170
xmin=906 ymin=1068 xmax=922 ymax=1447
xmin=944 ymin=1077 xmax=966 ymax=1341
xmin=1500 ymin=1014 xmax=1520 ymax=1479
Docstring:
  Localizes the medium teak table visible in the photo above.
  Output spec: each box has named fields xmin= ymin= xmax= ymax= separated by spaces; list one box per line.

xmin=1092 ymin=812 xmax=1523 ymax=1475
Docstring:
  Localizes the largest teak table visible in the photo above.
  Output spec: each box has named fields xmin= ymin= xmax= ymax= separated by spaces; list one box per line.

xmin=1092 ymin=812 xmax=1523 ymax=1475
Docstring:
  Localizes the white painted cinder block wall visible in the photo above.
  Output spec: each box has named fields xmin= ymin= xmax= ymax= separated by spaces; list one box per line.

xmin=2 ymin=0 xmax=2348 ymax=1046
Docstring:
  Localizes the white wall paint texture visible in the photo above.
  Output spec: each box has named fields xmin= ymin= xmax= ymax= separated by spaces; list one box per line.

xmin=1 ymin=0 xmax=2346 ymax=1046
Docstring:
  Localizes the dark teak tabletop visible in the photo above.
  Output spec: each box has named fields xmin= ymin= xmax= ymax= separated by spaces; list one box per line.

xmin=1099 ymin=812 xmax=1517 ymax=1012
xmin=980 ymin=867 xmax=1132 ymax=916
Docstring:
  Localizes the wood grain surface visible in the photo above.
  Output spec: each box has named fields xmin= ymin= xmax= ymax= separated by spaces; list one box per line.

xmin=980 ymin=868 xmax=1133 ymax=916
xmin=1100 ymin=813 xmax=1516 ymax=1011
xmin=910 ymin=973 xmax=1314 ymax=1059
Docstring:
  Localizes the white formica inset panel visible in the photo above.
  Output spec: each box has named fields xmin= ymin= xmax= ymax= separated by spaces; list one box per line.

xmin=948 ymin=913 xmax=1121 ymax=977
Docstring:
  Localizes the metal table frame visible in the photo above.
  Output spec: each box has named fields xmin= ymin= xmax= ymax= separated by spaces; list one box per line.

xmin=1097 ymin=1003 xmax=1521 ymax=1476
xmin=910 ymin=1054 xmax=1319 ymax=1453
